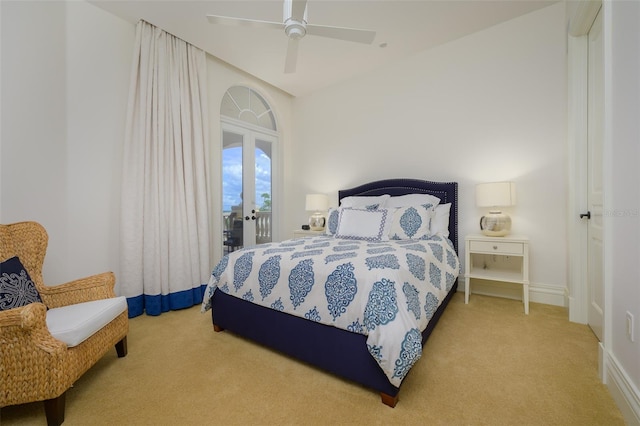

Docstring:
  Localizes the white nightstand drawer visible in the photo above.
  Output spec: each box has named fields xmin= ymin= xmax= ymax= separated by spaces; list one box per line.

xmin=469 ymin=240 xmax=523 ymax=255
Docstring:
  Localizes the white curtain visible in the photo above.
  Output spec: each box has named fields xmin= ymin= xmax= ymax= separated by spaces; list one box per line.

xmin=120 ymin=20 xmax=211 ymax=317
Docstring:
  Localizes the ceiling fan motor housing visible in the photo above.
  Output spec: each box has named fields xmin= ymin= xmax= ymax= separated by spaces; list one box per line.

xmin=285 ymin=21 xmax=306 ymax=39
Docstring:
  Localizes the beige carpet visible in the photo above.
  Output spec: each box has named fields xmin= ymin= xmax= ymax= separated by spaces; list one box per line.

xmin=1 ymin=293 xmax=625 ymax=425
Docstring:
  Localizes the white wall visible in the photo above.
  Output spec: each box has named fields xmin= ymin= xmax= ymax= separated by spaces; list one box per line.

xmin=64 ymin=1 xmax=134 ymax=288
xmin=1 ymin=1 xmax=134 ymax=287
xmin=290 ymin=3 xmax=568 ymax=304
xmin=2 ymin=1 xmax=74 ymax=281
xmin=606 ymin=0 xmax=640 ymax=421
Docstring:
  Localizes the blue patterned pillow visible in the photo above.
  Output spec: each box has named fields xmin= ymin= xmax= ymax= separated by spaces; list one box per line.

xmin=388 ymin=203 xmax=435 ymax=240
xmin=0 ymin=256 xmax=43 ymax=311
xmin=325 ymin=208 xmax=340 ymax=236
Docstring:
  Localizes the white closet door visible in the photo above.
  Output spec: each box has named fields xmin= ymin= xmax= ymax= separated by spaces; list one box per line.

xmin=587 ymin=7 xmax=604 ymax=341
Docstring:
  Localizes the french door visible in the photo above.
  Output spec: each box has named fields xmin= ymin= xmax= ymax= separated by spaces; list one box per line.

xmin=221 ymin=121 xmax=275 ymax=253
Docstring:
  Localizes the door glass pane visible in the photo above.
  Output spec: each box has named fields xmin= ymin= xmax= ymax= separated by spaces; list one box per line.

xmin=255 ymin=139 xmax=272 ymax=244
xmin=222 ymin=131 xmax=244 ymax=253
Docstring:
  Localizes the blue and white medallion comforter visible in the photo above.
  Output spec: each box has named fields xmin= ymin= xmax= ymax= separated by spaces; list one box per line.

xmin=201 ymin=234 xmax=460 ymax=387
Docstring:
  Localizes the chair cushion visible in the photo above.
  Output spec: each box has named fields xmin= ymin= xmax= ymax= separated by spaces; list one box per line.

xmin=46 ymin=296 xmax=127 ymax=347
xmin=0 ymin=256 xmax=43 ymax=311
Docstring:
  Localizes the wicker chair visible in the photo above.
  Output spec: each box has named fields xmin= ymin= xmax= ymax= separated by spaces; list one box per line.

xmin=0 ymin=221 xmax=129 ymax=425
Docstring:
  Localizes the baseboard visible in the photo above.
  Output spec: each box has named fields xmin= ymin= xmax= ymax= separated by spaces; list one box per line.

xmin=568 ymin=294 xmax=588 ymax=324
xmin=459 ymin=276 xmax=566 ymax=307
xmin=603 ymin=344 xmax=640 ymax=425
xmin=529 ymin=282 xmax=566 ymax=306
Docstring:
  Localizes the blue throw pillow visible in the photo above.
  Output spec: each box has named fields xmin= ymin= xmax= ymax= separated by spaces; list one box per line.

xmin=0 ymin=256 xmax=43 ymax=311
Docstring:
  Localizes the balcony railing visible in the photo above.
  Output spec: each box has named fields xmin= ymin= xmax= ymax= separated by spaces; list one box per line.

xmin=255 ymin=211 xmax=271 ymax=245
xmin=223 ymin=211 xmax=272 ymax=251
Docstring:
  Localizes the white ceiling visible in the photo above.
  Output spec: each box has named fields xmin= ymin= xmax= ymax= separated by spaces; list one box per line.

xmin=89 ymin=0 xmax=557 ymax=97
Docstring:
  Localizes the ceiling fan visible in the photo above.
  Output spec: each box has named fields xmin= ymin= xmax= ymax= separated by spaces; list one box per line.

xmin=206 ymin=0 xmax=376 ymax=74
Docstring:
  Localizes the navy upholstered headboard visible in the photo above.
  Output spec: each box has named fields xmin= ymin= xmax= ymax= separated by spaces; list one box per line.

xmin=338 ymin=178 xmax=458 ymax=253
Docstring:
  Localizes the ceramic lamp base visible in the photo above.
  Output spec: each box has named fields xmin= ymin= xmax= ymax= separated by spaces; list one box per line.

xmin=308 ymin=212 xmax=326 ymax=231
xmin=480 ymin=211 xmax=511 ymax=237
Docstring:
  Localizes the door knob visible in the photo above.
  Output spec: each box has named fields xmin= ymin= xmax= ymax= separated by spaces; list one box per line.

xmin=580 ymin=211 xmax=591 ymax=219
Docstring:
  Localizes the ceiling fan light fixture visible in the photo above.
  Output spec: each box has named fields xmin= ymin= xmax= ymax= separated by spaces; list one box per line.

xmin=285 ymin=21 xmax=307 ymax=39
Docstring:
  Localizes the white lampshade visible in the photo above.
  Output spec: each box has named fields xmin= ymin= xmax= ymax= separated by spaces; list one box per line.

xmin=476 ymin=182 xmax=516 ymax=207
xmin=305 ymin=194 xmax=329 ymax=212
xmin=476 ymin=182 xmax=516 ymax=237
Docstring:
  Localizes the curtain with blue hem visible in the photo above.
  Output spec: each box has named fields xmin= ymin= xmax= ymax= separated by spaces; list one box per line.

xmin=126 ymin=284 xmax=208 ymax=317
xmin=120 ymin=21 xmax=211 ymax=318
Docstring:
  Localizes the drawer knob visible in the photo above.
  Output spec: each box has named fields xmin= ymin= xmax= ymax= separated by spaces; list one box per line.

xmin=493 ymin=245 xmax=498 ymax=250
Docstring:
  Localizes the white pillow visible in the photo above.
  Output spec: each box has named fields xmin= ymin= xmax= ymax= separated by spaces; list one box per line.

xmin=388 ymin=204 xmax=435 ymax=240
xmin=340 ymin=194 xmax=390 ymax=209
xmin=431 ymin=203 xmax=451 ymax=238
xmin=386 ymin=193 xmax=441 ymax=208
xmin=335 ymin=208 xmax=394 ymax=241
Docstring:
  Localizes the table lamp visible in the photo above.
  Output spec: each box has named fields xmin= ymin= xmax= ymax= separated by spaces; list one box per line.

xmin=305 ymin=194 xmax=329 ymax=231
xmin=476 ymin=182 xmax=516 ymax=237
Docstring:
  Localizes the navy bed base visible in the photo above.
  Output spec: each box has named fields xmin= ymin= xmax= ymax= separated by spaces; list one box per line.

xmin=210 ymin=178 xmax=458 ymax=407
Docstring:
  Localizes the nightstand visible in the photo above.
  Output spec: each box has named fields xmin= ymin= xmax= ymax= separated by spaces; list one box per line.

xmin=292 ymin=229 xmax=325 ymax=239
xmin=465 ymin=234 xmax=530 ymax=314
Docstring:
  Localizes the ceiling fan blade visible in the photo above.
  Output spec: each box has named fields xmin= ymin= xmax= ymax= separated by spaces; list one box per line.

xmin=206 ymin=15 xmax=284 ymax=32
xmin=290 ymin=0 xmax=308 ymax=22
xmin=284 ymin=37 xmax=299 ymax=74
xmin=306 ymin=24 xmax=376 ymax=44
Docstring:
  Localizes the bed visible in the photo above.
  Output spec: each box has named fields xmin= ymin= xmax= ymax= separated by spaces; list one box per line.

xmin=201 ymin=178 xmax=459 ymax=407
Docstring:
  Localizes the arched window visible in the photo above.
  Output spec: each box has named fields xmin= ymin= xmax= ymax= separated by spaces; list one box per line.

xmin=221 ymin=86 xmax=277 ymax=130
